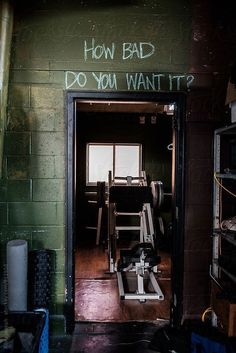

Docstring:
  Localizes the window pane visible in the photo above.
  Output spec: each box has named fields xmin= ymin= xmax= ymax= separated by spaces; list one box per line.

xmin=88 ymin=145 xmax=113 ymax=183
xmin=115 ymin=145 xmax=140 ymax=177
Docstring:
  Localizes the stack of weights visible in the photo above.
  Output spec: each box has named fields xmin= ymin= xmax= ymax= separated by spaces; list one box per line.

xmin=28 ymin=249 xmax=53 ymax=310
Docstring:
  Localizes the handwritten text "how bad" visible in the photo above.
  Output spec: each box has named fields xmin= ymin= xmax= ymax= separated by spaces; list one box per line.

xmin=84 ymin=38 xmax=155 ymax=61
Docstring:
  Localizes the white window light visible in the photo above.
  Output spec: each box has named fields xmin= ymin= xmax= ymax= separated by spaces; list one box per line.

xmin=87 ymin=143 xmax=142 ymax=185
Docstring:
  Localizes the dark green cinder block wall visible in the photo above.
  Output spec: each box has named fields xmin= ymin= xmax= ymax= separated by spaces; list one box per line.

xmin=0 ymin=0 xmax=192 ymax=317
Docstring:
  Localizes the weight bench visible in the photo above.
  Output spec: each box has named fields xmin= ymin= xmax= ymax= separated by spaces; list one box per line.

xmin=117 ymin=243 xmax=164 ymax=302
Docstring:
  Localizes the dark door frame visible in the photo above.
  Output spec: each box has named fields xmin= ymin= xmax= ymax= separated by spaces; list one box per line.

xmin=65 ymin=90 xmax=186 ymax=333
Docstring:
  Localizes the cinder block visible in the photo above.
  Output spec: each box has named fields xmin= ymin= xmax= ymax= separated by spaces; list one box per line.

xmin=31 ymin=132 xmax=65 ymax=156
xmin=6 ymin=151 xmax=65 ymax=180
xmin=0 ymin=203 xmax=7 ymax=225
xmin=185 ymin=204 xmax=212 ymax=231
xmin=33 ymin=179 xmax=64 ymax=201
xmin=53 ymin=272 xmax=65 ymax=294
xmin=30 ymin=155 xmax=56 ymax=178
xmin=53 ymin=250 xmax=66 ymax=272
xmin=7 ymin=180 xmax=32 ymax=201
xmin=53 ymin=60 xmax=100 ymax=72
xmin=54 ymin=156 xmax=65 ymax=178
xmin=8 ymin=84 xmax=30 ymax=108
xmin=0 ymin=179 xmax=7 ymax=201
xmin=188 ymin=159 xmax=213 ymax=184
xmin=156 ymin=42 xmax=172 ymax=65
xmin=49 ymin=297 xmax=65 ymax=319
xmin=7 ymin=156 xmax=30 ymax=179
xmin=7 ymin=107 xmax=59 ymax=132
xmin=32 ymin=227 xmax=65 ymax=250
xmin=2 ymin=227 xmax=32 ymax=244
xmin=49 ymin=70 xmax=65 ymax=84
xmin=30 ymin=86 xmax=64 ymax=109
xmin=12 ymin=58 xmax=50 ymax=71
xmin=184 ymin=230 xmax=211 ymax=251
xmin=10 ymin=42 xmax=31 ymax=70
xmin=8 ymin=202 xmax=64 ymax=225
xmin=30 ymin=108 xmax=56 ymax=131
xmin=186 ymin=181 xmax=212 ymax=205
xmin=10 ymin=70 xmax=50 ymax=84
xmin=189 ymin=136 xmax=213 ymax=158
xmin=53 ymin=110 xmax=64 ymax=132
xmin=56 ymin=202 xmax=65 ymax=224
xmin=4 ymin=132 xmax=31 ymax=155
xmin=7 ymin=108 xmax=32 ymax=131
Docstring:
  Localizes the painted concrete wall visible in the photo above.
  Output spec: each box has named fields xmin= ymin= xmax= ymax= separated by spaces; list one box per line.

xmin=0 ymin=0 xmax=236 ymax=326
xmin=183 ymin=0 xmax=236 ymax=319
xmin=0 ymin=0 xmax=192 ymax=318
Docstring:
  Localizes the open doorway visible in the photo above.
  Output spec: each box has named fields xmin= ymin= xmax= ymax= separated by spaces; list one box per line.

xmin=66 ymin=92 xmax=185 ymax=331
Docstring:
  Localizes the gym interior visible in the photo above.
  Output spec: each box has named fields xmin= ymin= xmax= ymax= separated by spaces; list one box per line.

xmin=1 ymin=0 xmax=236 ymax=352
xmin=73 ymin=97 xmax=176 ymax=321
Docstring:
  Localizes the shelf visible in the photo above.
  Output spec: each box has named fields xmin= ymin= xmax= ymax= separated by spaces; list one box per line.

xmin=220 ymin=266 xmax=236 ymax=284
xmin=215 ymin=173 xmax=236 ymax=180
xmin=215 ymin=123 xmax=236 ymax=135
xmin=212 ymin=123 xmax=236 ymax=334
xmin=213 ymin=229 xmax=236 ymax=246
xmin=213 ymin=260 xmax=236 ymax=284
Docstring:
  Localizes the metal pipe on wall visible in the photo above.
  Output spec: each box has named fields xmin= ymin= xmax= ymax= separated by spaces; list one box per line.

xmin=0 ymin=0 xmax=14 ymax=177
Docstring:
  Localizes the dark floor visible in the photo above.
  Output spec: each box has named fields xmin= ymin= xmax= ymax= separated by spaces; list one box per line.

xmin=50 ymin=238 xmax=172 ymax=353
xmin=70 ymin=321 xmax=168 ymax=353
xmin=75 ymin=245 xmax=171 ymax=322
xmin=49 ymin=239 xmax=236 ymax=353
xmin=51 ymin=320 xmax=236 ymax=353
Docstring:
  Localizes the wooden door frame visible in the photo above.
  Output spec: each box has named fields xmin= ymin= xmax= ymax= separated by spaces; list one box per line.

xmin=65 ymin=90 xmax=186 ymax=333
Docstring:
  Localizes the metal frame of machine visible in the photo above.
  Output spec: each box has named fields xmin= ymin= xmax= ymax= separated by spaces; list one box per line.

xmin=107 ymin=170 xmax=164 ymax=302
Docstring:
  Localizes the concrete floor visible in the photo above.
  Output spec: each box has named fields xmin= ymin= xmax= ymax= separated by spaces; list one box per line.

xmin=49 ymin=239 xmax=172 ymax=353
xmin=75 ymin=245 xmax=171 ymax=322
xmin=69 ymin=321 xmax=168 ymax=353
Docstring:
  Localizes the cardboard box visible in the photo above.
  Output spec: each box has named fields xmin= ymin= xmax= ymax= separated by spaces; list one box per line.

xmin=211 ymin=281 xmax=236 ymax=337
xmin=225 ymin=81 xmax=236 ymax=105
xmin=230 ymin=101 xmax=236 ymax=123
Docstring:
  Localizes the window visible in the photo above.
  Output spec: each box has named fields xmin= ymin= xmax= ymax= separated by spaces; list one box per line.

xmin=87 ymin=143 xmax=142 ymax=184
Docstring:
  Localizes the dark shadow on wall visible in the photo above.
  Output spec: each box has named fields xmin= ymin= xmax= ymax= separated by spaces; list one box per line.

xmin=12 ymin=0 xmax=140 ymax=12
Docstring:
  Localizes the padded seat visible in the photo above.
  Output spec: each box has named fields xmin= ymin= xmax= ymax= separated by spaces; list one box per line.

xmin=109 ymin=186 xmax=152 ymax=212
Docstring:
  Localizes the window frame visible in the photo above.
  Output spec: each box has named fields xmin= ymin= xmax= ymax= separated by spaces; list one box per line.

xmin=86 ymin=142 xmax=142 ymax=185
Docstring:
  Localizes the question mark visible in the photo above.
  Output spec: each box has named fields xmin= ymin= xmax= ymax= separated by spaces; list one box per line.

xmin=186 ymin=74 xmax=194 ymax=89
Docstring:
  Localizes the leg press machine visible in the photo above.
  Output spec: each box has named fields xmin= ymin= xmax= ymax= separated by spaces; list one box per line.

xmin=107 ymin=171 xmax=164 ymax=302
